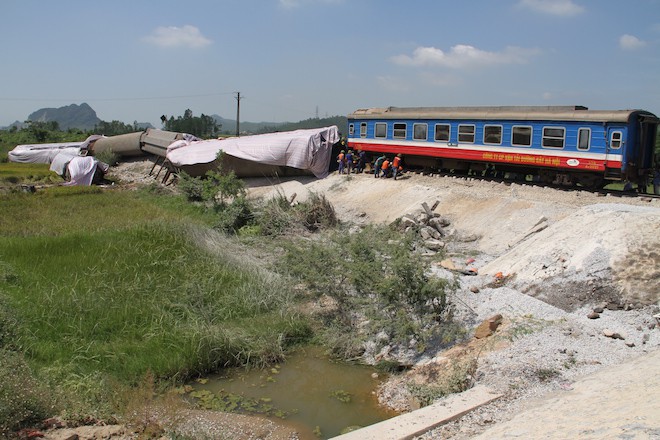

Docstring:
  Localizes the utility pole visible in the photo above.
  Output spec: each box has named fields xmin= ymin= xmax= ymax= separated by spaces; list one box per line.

xmin=235 ymin=92 xmax=242 ymax=137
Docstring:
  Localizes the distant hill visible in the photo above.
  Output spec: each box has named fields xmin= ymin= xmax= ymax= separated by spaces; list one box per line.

xmin=28 ymin=103 xmax=101 ymax=131
xmin=5 ymin=103 xmax=344 ymax=134
xmin=211 ymin=115 xmax=283 ymax=135
xmin=22 ymin=103 xmax=153 ymax=131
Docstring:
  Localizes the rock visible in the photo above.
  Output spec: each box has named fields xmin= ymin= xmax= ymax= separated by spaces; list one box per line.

xmin=593 ymin=306 xmax=604 ymax=313
xmin=424 ymin=239 xmax=445 ymax=250
xmin=415 ymin=213 xmax=429 ymax=224
xmin=428 ymin=216 xmax=450 ymax=232
xmin=474 ymin=314 xmax=503 ymax=339
xmin=439 ymin=259 xmax=458 ymax=271
xmin=420 ymin=226 xmax=442 ymax=240
xmin=470 ymin=286 xmax=480 ymax=293
xmin=400 ymin=215 xmax=417 ymax=228
xmin=625 ymin=341 xmax=636 ymax=347
xmin=603 ymin=329 xmax=625 ymax=340
xmin=587 ymin=312 xmax=600 ymax=319
xmin=606 ymin=301 xmax=622 ymax=310
xmin=420 ymin=227 xmax=432 ymax=240
xmin=456 ymin=233 xmax=481 ymax=242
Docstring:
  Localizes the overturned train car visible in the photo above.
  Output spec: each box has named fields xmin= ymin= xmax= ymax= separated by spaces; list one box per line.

xmin=347 ymin=106 xmax=659 ymax=189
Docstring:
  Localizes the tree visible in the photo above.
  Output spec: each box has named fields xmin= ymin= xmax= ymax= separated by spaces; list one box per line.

xmin=25 ymin=120 xmax=59 ymax=142
xmin=93 ymin=120 xmax=136 ymax=136
xmin=164 ymin=109 xmax=220 ymax=139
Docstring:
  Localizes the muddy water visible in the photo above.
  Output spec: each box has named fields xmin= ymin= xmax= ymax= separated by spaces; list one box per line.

xmin=191 ymin=346 xmax=398 ymax=439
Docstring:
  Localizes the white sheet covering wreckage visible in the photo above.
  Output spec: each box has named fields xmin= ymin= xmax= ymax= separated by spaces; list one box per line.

xmin=166 ymin=126 xmax=340 ymax=179
xmin=7 ymin=135 xmax=108 ymax=186
xmin=7 ymin=126 xmax=340 ymax=184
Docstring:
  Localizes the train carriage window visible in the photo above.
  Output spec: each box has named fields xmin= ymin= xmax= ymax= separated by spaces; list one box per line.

xmin=512 ymin=126 xmax=532 ymax=146
xmin=434 ymin=124 xmax=450 ymax=142
xmin=458 ymin=124 xmax=475 ymax=143
xmin=484 ymin=125 xmax=502 ymax=145
xmin=610 ymin=131 xmax=622 ymax=149
xmin=360 ymin=123 xmax=367 ymax=138
xmin=393 ymin=123 xmax=407 ymax=139
xmin=349 ymin=124 xmax=354 ymax=136
xmin=542 ymin=127 xmax=565 ymax=149
xmin=577 ymin=128 xmax=591 ymax=151
xmin=413 ymin=123 xmax=428 ymax=141
xmin=375 ymin=122 xmax=387 ymax=138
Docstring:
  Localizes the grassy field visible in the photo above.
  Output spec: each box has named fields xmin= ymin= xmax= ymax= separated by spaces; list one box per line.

xmin=0 ymin=162 xmax=63 ymax=185
xmin=0 ymin=185 xmax=311 ymax=432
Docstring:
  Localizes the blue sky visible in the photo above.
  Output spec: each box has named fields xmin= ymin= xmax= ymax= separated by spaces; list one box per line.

xmin=1 ymin=0 xmax=659 ymax=127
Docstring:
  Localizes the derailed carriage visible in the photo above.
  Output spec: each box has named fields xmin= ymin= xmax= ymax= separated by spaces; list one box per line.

xmin=347 ymin=106 xmax=659 ymax=189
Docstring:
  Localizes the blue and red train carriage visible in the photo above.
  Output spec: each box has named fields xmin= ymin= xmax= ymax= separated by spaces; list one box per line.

xmin=346 ymin=106 xmax=658 ymax=189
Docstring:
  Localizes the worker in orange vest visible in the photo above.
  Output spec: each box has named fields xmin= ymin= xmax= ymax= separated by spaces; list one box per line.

xmin=381 ymin=158 xmax=391 ymax=178
xmin=392 ymin=153 xmax=403 ymax=180
xmin=337 ymin=150 xmax=346 ymax=174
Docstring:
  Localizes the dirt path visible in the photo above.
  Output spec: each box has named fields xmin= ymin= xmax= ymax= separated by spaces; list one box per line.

xmin=471 ymin=349 xmax=660 ymax=439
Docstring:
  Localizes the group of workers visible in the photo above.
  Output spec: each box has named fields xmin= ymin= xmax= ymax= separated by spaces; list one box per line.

xmin=337 ymin=150 xmax=404 ymax=180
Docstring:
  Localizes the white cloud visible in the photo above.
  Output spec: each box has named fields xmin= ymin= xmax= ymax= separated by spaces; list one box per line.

xmin=619 ymin=34 xmax=646 ymax=50
xmin=391 ymin=45 xmax=539 ymax=69
xmin=518 ymin=0 xmax=584 ymax=16
xmin=143 ymin=25 xmax=211 ymax=49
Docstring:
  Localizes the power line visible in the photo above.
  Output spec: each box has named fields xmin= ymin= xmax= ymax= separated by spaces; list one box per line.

xmin=0 ymin=92 xmax=237 ymax=103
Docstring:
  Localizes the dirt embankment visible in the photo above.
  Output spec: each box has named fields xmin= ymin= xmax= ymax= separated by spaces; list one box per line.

xmin=246 ymin=170 xmax=660 ymax=439
xmin=48 ymin=163 xmax=659 ymax=439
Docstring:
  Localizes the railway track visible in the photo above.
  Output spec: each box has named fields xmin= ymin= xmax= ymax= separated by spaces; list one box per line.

xmin=406 ymin=168 xmax=660 ymax=202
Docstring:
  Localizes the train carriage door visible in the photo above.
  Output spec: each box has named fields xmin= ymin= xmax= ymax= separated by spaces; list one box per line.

xmin=637 ymin=115 xmax=659 ymax=170
xmin=605 ymin=125 xmax=624 ymax=173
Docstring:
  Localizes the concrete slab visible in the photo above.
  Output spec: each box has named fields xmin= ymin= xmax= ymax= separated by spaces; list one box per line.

xmin=330 ymin=385 xmax=502 ymax=440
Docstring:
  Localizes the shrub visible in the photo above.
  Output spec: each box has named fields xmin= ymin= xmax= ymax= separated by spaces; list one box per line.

xmin=295 ymin=192 xmax=337 ymax=231
xmin=0 ymin=350 xmax=57 ymax=436
xmin=94 ymin=148 xmax=119 ymax=167
xmin=407 ymin=357 xmax=477 ymax=406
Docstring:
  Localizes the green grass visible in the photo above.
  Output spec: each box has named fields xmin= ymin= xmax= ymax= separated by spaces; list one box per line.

xmin=0 ymin=186 xmax=311 ymax=431
xmin=2 ymin=224 xmax=308 ymax=381
xmin=0 ymin=162 xmax=63 ymax=184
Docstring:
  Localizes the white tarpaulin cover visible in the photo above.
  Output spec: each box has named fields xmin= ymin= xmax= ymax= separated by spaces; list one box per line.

xmin=166 ymin=126 xmax=339 ymax=178
xmin=8 ymin=135 xmax=104 ymax=164
xmin=63 ymin=156 xmax=105 ymax=186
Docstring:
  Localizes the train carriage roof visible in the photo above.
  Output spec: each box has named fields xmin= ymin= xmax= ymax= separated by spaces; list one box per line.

xmin=348 ymin=106 xmax=658 ymax=123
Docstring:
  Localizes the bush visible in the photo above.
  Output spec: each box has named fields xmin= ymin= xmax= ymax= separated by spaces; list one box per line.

xmin=215 ymin=196 xmax=253 ymax=233
xmin=407 ymin=357 xmax=477 ymax=406
xmin=0 ymin=350 xmax=57 ymax=436
xmin=93 ymin=148 xmax=119 ymax=167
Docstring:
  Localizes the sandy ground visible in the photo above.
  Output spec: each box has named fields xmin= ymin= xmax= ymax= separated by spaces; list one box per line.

xmin=243 ymin=170 xmax=660 ymax=439
xmin=66 ymin=162 xmax=659 ymax=440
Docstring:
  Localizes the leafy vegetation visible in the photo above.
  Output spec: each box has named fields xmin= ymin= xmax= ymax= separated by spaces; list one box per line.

xmin=407 ymin=358 xmax=477 ymax=406
xmin=163 ymin=109 xmax=220 ymax=138
xmin=0 ymin=185 xmax=311 ymax=432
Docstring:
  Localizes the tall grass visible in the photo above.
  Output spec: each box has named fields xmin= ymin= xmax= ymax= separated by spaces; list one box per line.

xmin=0 ymin=163 xmax=62 ymax=185
xmin=0 ymin=186 xmax=311 ymax=430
